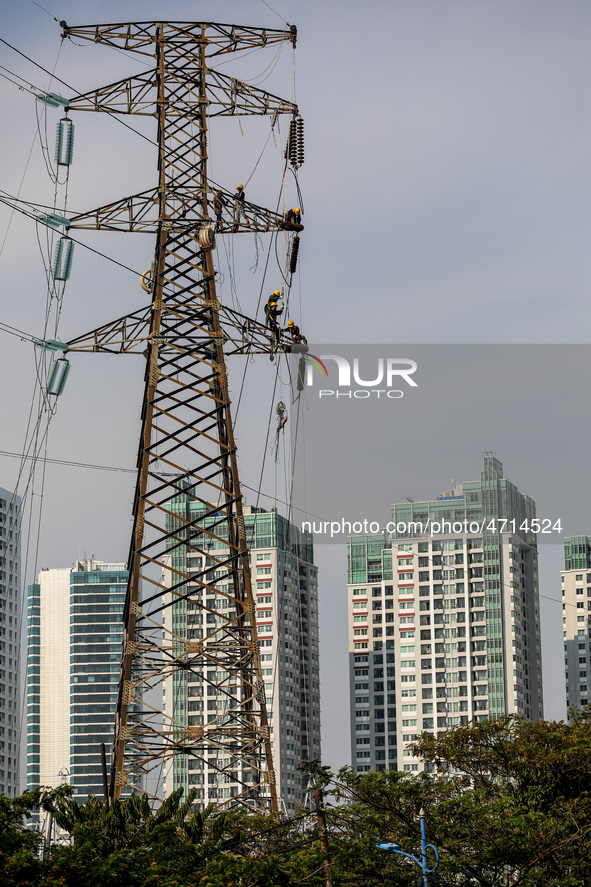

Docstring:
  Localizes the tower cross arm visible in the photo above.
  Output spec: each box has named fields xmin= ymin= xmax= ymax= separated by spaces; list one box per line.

xmin=67 ymin=188 xmax=295 ymax=234
xmin=67 ymin=190 xmax=159 ymax=232
xmin=67 ymin=306 xmax=307 ymax=355
xmin=60 ymin=21 xmax=296 ymax=56
xmin=65 ymin=303 xmax=306 ymax=357
xmin=66 ymin=306 xmax=152 ymax=353
xmin=206 ymin=70 xmax=297 ymax=117
xmin=65 ymin=72 xmax=157 ymax=116
xmin=62 ymin=67 xmax=296 ymax=119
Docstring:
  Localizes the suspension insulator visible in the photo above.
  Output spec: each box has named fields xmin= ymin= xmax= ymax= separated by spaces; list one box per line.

xmin=296 ymin=116 xmax=305 ymax=167
xmin=55 ymin=117 xmax=75 ymax=166
xmin=289 ymin=235 xmax=300 ymax=275
xmin=46 ymin=357 xmax=71 ymax=396
xmin=37 ymin=92 xmax=69 ymax=109
xmin=51 ymin=237 xmax=74 ymax=281
xmin=297 ymin=356 xmax=306 ymax=391
xmin=39 ymin=213 xmax=70 ymax=229
xmin=285 ymin=116 xmax=299 ymax=166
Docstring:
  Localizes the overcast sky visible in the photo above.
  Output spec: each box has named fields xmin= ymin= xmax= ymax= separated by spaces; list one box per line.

xmin=2 ymin=0 xmax=589 ymax=776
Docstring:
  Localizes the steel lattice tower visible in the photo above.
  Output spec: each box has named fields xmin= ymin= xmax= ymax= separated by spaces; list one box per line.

xmin=60 ymin=20 xmax=304 ymax=812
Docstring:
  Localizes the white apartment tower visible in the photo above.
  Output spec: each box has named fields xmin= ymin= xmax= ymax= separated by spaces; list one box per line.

xmin=348 ymin=456 xmax=543 ymax=773
xmin=0 ymin=486 xmax=21 ymax=796
xmin=163 ymin=497 xmax=321 ymax=813
xmin=27 ymin=560 xmax=128 ymax=799
xmin=562 ymin=536 xmax=591 ymax=711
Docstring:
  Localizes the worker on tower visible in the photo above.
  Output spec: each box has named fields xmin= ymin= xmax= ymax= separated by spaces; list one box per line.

xmin=265 ymin=300 xmax=283 ymax=343
xmin=285 ymin=207 xmax=301 ymax=224
xmin=265 ymin=290 xmax=283 ymax=324
xmin=285 ymin=319 xmax=305 ymax=345
xmin=213 ymin=189 xmax=223 ymax=227
xmin=265 ymin=290 xmax=282 ymax=312
xmin=234 ymin=184 xmax=249 ymax=229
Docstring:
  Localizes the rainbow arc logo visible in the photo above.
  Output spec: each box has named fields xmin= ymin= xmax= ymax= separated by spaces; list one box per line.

xmin=303 ymin=354 xmax=328 ymax=377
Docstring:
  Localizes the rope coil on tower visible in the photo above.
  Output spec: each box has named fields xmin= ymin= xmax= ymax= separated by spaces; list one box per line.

xmin=198 ymin=223 xmax=216 ymax=250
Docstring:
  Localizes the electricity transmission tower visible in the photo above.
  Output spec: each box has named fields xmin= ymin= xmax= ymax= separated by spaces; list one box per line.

xmin=59 ymin=19 xmax=304 ymax=812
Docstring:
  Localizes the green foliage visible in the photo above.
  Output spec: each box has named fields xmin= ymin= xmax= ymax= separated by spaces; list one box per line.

xmin=298 ymin=759 xmax=333 ymax=790
xmin=4 ymin=715 xmax=591 ymax=885
xmin=0 ymin=787 xmax=71 ymax=887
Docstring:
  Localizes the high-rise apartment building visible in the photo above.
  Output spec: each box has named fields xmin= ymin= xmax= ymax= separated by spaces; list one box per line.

xmin=162 ymin=498 xmax=320 ymax=812
xmin=27 ymin=559 xmax=128 ymax=799
xmin=0 ymin=486 xmax=21 ymax=796
xmin=348 ymin=455 xmax=543 ymax=773
xmin=562 ymin=536 xmax=591 ymax=711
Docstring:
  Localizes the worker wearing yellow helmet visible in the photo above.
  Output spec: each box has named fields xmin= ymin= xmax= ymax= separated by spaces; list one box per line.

xmin=285 ymin=207 xmax=301 ymax=225
xmin=285 ymin=318 xmax=304 ymax=344
xmin=265 ymin=298 xmax=284 ymax=343
xmin=265 ymin=290 xmax=281 ymax=313
xmin=233 ymin=183 xmax=249 ymax=229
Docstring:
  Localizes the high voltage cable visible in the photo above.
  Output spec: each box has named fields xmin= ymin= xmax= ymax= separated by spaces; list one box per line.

xmin=0 ymin=33 xmax=292 ymax=151
xmin=0 ymin=320 xmax=38 ymax=343
xmin=0 ymin=35 xmax=159 ymax=149
xmin=0 ymin=187 xmax=288 ymax=282
xmin=1 ymin=36 xmax=70 ymax=777
xmin=0 ymin=192 xmax=146 ymax=278
xmin=0 ymin=447 xmax=323 ymax=519
xmin=258 ymin=0 xmax=290 ymax=26
xmin=29 ymin=0 xmax=60 ymax=22
xmin=0 ymin=67 xmax=39 ymax=96
xmin=0 ymin=189 xmax=82 ymax=213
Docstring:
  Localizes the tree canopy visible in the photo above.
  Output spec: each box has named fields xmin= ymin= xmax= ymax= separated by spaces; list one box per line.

xmin=3 ymin=713 xmax=591 ymax=886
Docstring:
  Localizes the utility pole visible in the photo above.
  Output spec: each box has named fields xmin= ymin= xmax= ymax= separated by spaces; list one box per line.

xmin=100 ymin=743 xmax=110 ymax=812
xmin=314 ymin=787 xmax=333 ymax=887
xmin=57 ymin=19 xmax=304 ymax=812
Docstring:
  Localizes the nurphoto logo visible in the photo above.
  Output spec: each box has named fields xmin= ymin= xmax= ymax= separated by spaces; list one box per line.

xmin=305 ymin=353 xmax=418 ymax=399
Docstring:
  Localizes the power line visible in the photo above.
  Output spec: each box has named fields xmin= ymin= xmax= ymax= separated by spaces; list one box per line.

xmin=0 ymin=190 xmax=147 ymax=279
xmin=0 ymin=35 xmax=159 ymax=150
xmin=259 ymin=0 xmax=290 ymax=26
xmin=0 ymin=320 xmax=38 ymax=343
xmin=0 ymin=447 xmax=326 ymax=522
xmin=0 ymin=67 xmax=39 ymax=96
xmin=0 ymin=449 xmax=133 ymax=474
xmin=29 ymin=0 xmax=60 ymax=22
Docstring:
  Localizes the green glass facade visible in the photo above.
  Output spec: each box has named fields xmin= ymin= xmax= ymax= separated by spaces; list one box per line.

xmin=564 ymin=537 xmax=591 ymax=572
xmin=69 ymin=566 xmax=128 ymax=797
xmin=0 ymin=488 xmax=20 ymax=797
xmin=348 ymin=456 xmax=543 ymax=774
xmin=163 ymin=491 xmax=319 ymax=809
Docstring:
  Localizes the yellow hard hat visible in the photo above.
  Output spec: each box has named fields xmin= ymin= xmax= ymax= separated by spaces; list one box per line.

xmin=270 ymin=302 xmax=277 ymax=307
xmin=273 ymin=290 xmax=280 ymax=296
xmin=237 ymin=184 xmax=244 ymax=189
xmin=288 ymin=320 xmax=294 ymax=327
xmin=295 ymin=207 xmax=300 ymax=213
